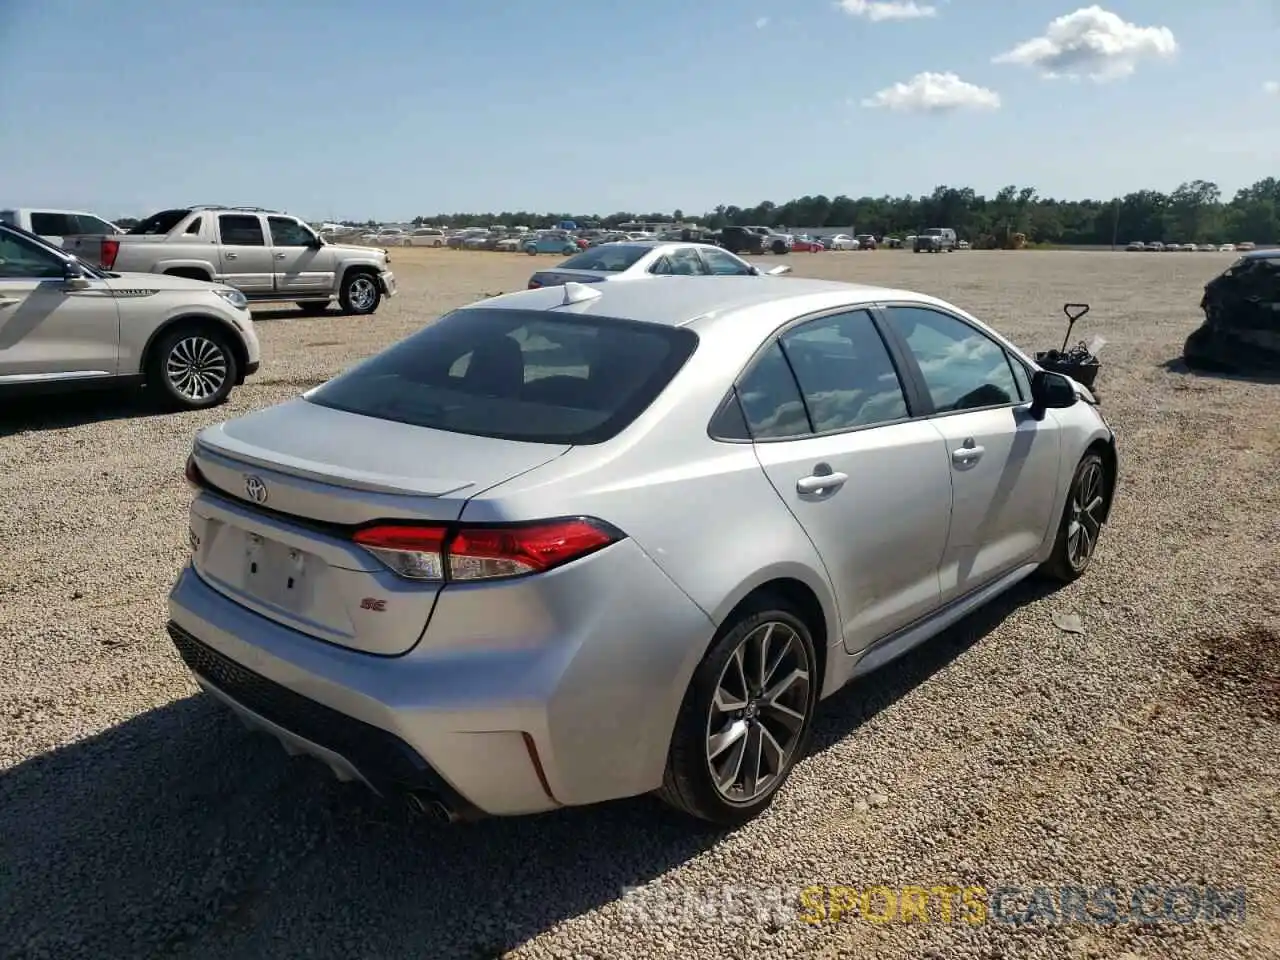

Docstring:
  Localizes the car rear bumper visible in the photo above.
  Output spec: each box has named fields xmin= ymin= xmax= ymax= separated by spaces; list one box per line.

xmin=165 ymin=538 xmax=716 ymax=817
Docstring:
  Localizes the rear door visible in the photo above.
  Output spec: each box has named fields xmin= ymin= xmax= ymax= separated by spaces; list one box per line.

xmin=743 ymin=308 xmax=952 ymax=654
xmin=215 ymin=214 xmax=274 ymax=294
xmin=879 ymin=304 xmax=1062 ymax=601
xmin=268 ymin=216 xmax=334 ymax=295
xmin=0 ymin=228 xmax=120 ymax=381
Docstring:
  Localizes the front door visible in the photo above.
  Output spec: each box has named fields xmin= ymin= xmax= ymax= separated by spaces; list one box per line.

xmin=0 ymin=229 xmax=120 ymax=382
xmin=215 ymin=213 xmax=275 ymax=295
xmin=880 ymin=304 xmax=1063 ymax=600
xmin=268 ymin=216 xmax=335 ymax=295
xmin=742 ymin=308 xmax=952 ymax=654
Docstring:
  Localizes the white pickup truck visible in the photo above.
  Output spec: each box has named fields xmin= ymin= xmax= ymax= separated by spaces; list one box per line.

xmin=64 ymin=205 xmax=397 ymax=315
xmin=1 ymin=207 xmax=123 ymax=247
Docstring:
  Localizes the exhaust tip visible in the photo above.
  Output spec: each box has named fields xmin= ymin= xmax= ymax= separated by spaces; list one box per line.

xmin=403 ymin=791 xmax=459 ymax=823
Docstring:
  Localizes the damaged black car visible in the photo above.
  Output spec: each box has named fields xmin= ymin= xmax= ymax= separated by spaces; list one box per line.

xmin=1185 ymin=249 xmax=1280 ymax=375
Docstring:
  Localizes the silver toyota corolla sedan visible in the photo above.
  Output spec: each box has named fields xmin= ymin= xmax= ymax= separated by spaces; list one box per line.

xmin=527 ymin=240 xmax=791 ymax=290
xmin=168 ymin=277 xmax=1118 ymax=826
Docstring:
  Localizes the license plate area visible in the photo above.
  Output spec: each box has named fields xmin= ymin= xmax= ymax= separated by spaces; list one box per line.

xmin=240 ymin=531 xmax=315 ymax=612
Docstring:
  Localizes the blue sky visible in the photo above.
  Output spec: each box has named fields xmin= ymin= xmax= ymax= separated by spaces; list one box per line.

xmin=2 ymin=0 xmax=1276 ymax=221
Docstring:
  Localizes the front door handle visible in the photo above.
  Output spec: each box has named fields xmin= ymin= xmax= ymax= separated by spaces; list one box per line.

xmin=274 ymin=252 xmax=287 ymax=260
xmin=225 ymin=253 xmax=238 ymax=260
xmin=952 ymin=444 xmax=985 ymax=465
xmin=796 ymin=471 xmax=848 ymax=495
xmin=0 ymin=297 xmax=20 ymax=307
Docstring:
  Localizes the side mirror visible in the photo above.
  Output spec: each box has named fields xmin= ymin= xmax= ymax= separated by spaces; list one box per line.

xmin=63 ymin=261 xmax=92 ymax=290
xmin=1029 ymin=369 xmax=1077 ymax=419
xmin=309 ymin=235 xmax=325 ymax=248
xmin=766 ymin=264 xmax=792 ymax=276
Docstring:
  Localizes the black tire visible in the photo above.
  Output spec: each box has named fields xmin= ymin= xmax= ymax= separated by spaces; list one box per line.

xmin=657 ymin=596 xmax=819 ymax=827
xmin=338 ymin=270 xmax=382 ymax=315
xmin=1040 ymin=451 xmax=1110 ymax=583
xmin=147 ymin=322 xmax=239 ymax=411
xmin=296 ymin=301 xmax=330 ymax=315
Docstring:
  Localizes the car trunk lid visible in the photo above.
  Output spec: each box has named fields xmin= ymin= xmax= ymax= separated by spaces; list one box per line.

xmin=187 ymin=399 xmax=569 ymax=654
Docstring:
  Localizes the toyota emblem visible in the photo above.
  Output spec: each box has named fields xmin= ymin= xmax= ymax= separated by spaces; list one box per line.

xmin=244 ymin=475 xmax=268 ymax=504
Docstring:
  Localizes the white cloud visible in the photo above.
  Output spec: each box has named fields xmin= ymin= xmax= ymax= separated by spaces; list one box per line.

xmin=1264 ymin=80 xmax=1279 ymax=95
xmin=837 ymin=0 xmax=937 ymax=22
xmin=755 ymin=16 xmax=769 ymax=28
xmin=861 ymin=71 xmax=1000 ymax=112
xmin=992 ymin=6 xmax=1176 ymax=81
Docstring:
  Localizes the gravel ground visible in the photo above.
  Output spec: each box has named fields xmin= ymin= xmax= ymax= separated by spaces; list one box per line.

xmin=1 ymin=249 xmax=1277 ymax=960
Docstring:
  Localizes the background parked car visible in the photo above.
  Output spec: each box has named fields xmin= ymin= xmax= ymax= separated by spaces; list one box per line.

xmin=0 ymin=221 xmax=260 ymax=410
xmin=524 ymin=231 xmax=579 ymax=255
xmin=854 ymin=234 xmax=877 ymax=251
xmin=0 ymin=208 xmax=123 ymax=248
xmin=791 ymin=236 xmax=824 ymax=253
xmin=825 ymin=234 xmax=857 ymax=251
xmin=526 ymin=241 xmax=792 ymax=288
xmin=407 ymin=228 xmax=446 ymax=247
xmin=717 ymin=226 xmax=767 ymax=256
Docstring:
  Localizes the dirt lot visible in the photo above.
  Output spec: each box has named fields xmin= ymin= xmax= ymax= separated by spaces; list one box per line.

xmin=2 ymin=248 xmax=1278 ymax=960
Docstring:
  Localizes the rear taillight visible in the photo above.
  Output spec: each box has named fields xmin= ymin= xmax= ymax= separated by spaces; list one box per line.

xmin=352 ymin=518 xmax=622 ymax=582
xmin=101 ymin=238 xmax=119 ymax=270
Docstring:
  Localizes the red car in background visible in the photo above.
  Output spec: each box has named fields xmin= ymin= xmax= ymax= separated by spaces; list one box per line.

xmin=791 ymin=236 xmax=825 ymax=252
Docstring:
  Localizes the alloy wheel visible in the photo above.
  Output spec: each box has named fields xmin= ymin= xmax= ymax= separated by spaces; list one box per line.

xmin=166 ymin=336 xmax=228 ymax=402
xmin=705 ymin=621 xmax=811 ymax=804
xmin=1067 ymin=460 xmax=1106 ymax=571
xmin=347 ymin=276 xmax=377 ymax=311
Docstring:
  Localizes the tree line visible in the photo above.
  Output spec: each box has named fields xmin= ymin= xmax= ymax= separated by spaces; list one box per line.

xmin=398 ymin=178 xmax=1278 ymax=246
xmin=108 ymin=177 xmax=1279 ymax=246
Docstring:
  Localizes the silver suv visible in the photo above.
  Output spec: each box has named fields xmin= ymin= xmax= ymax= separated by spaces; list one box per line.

xmin=64 ymin=205 xmax=397 ymax=316
xmin=0 ymin=222 xmax=260 ymax=409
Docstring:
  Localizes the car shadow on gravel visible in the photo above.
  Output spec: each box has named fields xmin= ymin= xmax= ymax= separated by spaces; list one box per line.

xmin=808 ymin=576 xmax=1061 ymax=750
xmin=1162 ymin=356 xmax=1280 ymax=384
xmin=0 ymin=579 xmax=1059 ymax=960
xmin=0 ymin=389 xmax=169 ymax=436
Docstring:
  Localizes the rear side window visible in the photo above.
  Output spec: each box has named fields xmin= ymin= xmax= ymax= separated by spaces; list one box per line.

xmin=128 ymin=209 xmax=191 ymax=235
xmin=73 ymin=214 xmax=116 ymax=234
xmin=305 ymin=308 xmax=698 ymax=444
xmin=29 ymin=212 xmax=77 ymax=236
xmin=219 ymin=215 xmax=265 ymax=246
xmin=780 ymin=311 xmax=909 ymax=431
xmin=734 ymin=342 xmax=810 ymax=440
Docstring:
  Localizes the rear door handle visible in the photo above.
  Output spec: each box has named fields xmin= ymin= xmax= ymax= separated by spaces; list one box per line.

xmin=796 ymin=471 xmax=848 ymax=494
xmin=952 ymin=445 xmax=985 ymax=465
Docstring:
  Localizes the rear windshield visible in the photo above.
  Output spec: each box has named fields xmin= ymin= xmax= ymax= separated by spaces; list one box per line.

xmin=556 ymin=244 xmax=651 ymax=272
xmin=128 ymin=209 xmax=190 ymax=235
xmin=305 ymin=307 xmax=698 ymax=444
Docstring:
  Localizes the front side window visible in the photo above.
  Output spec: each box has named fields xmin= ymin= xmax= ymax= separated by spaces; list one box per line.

xmin=305 ymin=308 xmax=698 ymax=445
xmin=649 ymin=247 xmax=708 ymax=276
xmin=0 ymin=230 xmax=67 ymax=279
xmin=218 ymin=214 xmax=266 ymax=246
xmin=699 ymin=247 xmax=753 ymax=276
xmin=268 ymin=217 xmax=316 ymax=246
xmin=884 ymin=306 xmax=1019 ymax=413
xmin=780 ymin=311 xmax=909 ymax=431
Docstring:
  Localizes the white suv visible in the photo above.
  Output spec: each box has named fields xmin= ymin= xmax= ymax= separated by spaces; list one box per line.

xmin=0 ymin=223 xmax=260 ymax=410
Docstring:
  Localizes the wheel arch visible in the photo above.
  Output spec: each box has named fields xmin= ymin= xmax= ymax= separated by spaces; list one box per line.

xmin=140 ymin=313 xmax=249 ymax=383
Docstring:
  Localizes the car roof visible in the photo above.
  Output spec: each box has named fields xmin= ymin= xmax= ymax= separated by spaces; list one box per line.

xmin=1241 ymin=247 xmax=1280 ymax=260
xmin=463 ymin=276 xmax=934 ymax=329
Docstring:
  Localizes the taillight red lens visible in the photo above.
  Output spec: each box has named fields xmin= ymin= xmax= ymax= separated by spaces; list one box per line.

xmin=352 ymin=518 xmax=621 ymax=582
xmin=101 ymin=238 xmax=119 ymax=270
xmin=528 ymin=279 xmax=541 ymax=289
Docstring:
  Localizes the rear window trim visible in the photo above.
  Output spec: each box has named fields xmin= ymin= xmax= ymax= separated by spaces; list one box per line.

xmin=304 ymin=307 xmax=700 ymax=446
